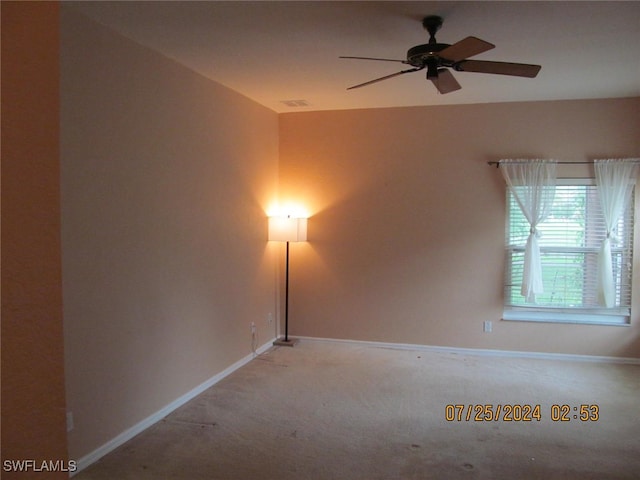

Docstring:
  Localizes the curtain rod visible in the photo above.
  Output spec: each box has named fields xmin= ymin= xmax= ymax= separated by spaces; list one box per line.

xmin=487 ymin=160 xmax=640 ymax=168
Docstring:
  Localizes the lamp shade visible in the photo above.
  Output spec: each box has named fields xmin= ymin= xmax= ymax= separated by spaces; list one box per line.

xmin=268 ymin=216 xmax=307 ymax=242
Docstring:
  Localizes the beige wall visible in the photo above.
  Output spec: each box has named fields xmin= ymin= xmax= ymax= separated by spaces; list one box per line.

xmin=279 ymin=98 xmax=640 ymax=358
xmin=60 ymin=8 xmax=279 ymax=460
xmin=1 ymin=2 xmax=70 ymax=477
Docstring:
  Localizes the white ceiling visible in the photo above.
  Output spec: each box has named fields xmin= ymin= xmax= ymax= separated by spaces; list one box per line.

xmin=68 ymin=1 xmax=640 ymax=113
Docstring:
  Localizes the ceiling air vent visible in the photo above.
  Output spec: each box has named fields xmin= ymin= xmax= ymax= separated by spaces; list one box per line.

xmin=280 ymin=99 xmax=310 ymax=107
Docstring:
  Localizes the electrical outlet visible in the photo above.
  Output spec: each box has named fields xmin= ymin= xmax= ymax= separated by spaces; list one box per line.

xmin=267 ymin=313 xmax=273 ymax=325
xmin=250 ymin=322 xmax=256 ymax=334
xmin=483 ymin=321 xmax=492 ymax=333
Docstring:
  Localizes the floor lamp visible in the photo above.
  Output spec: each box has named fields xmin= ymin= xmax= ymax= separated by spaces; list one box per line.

xmin=269 ymin=215 xmax=307 ymax=346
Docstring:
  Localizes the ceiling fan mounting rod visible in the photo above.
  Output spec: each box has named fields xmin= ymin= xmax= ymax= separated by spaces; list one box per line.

xmin=422 ymin=15 xmax=443 ymax=43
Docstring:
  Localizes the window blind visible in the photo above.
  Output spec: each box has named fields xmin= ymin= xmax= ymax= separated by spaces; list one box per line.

xmin=504 ymin=183 xmax=634 ymax=319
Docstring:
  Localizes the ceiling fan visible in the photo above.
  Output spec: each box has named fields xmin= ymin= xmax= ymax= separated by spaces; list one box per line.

xmin=340 ymin=15 xmax=541 ymax=94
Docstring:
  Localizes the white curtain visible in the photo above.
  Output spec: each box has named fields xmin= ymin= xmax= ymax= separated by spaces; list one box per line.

xmin=594 ymin=159 xmax=639 ymax=307
xmin=500 ymin=160 xmax=557 ymax=303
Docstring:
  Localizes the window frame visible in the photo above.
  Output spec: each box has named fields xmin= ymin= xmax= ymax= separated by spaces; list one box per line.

xmin=502 ymin=178 xmax=635 ymax=326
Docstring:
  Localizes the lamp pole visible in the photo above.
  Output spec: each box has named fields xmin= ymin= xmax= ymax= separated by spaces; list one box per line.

xmin=284 ymin=240 xmax=290 ymax=342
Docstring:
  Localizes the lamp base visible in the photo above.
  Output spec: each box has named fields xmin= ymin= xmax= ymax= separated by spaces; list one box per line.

xmin=273 ymin=337 xmax=299 ymax=347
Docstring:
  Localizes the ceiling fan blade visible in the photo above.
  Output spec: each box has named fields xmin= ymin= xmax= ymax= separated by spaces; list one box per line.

xmin=438 ymin=36 xmax=495 ymax=62
xmin=430 ymin=68 xmax=461 ymax=94
xmin=346 ymin=67 xmax=423 ymax=90
xmin=340 ymin=56 xmax=408 ymax=64
xmin=454 ymin=60 xmax=541 ymax=78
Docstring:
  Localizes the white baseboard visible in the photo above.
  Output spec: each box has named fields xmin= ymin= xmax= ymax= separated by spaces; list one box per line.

xmin=72 ymin=337 xmax=275 ymax=475
xmin=295 ymin=336 xmax=640 ymax=365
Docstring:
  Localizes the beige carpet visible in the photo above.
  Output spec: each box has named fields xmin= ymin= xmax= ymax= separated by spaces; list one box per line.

xmin=74 ymin=340 xmax=640 ymax=479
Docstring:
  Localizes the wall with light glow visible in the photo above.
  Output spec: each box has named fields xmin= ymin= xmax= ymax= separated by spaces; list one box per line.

xmin=279 ymin=97 xmax=640 ymax=358
xmin=60 ymin=7 xmax=279 ymax=461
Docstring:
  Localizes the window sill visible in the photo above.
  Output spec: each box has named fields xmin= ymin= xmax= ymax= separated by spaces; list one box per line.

xmin=502 ymin=309 xmax=630 ymax=326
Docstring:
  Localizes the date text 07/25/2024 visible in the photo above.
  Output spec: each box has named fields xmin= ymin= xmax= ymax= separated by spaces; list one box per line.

xmin=444 ymin=404 xmax=599 ymax=422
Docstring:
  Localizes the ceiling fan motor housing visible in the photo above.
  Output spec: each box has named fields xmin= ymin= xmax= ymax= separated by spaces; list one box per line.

xmin=406 ymin=43 xmax=452 ymax=68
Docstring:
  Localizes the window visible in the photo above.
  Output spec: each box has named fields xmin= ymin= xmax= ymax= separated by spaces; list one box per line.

xmin=504 ymin=180 xmax=635 ymax=325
